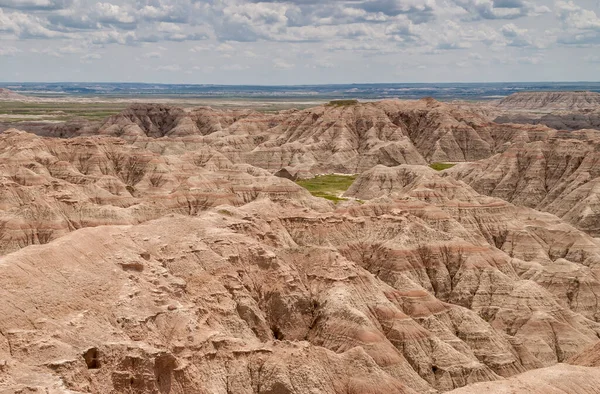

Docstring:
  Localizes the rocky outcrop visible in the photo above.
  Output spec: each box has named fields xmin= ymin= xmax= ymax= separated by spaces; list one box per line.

xmin=495 ymin=111 xmax=600 ymax=131
xmin=3 ymin=150 xmax=600 ymax=392
xmin=0 ymin=88 xmax=29 ymax=101
xmin=493 ymin=92 xmax=600 ymax=131
xmin=90 ymin=100 xmax=555 ymax=176
xmin=445 ymin=135 xmax=600 ymax=235
xmin=569 ymin=341 xmax=600 ymax=367
xmin=4 ymin=95 xmax=600 ymax=393
xmin=96 ymin=104 xmax=282 ymax=139
xmin=498 ymin=91 xmax=600 ymax=111
xmin=447 ymin=364 xmax=600 ymax=394
xmin=1 ymin=197 xmax=599 ymax=393
xmin=0 ymin=129 xmax=327 ymax=254
xmin=3 ymin=99 xmax=563 ymax=177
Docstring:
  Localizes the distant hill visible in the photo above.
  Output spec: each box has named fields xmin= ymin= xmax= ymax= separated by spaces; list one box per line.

xmin=0 ymin=88 xmax=29 ymax=101
xmin=498 ymin=91 xmax=600 ymax=111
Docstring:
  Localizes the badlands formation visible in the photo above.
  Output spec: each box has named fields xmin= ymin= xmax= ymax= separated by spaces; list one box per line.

xmin=1 ymin=94 xmax=600 ymax=393
xmin=494 ymin=91 xmax=600 ymax=131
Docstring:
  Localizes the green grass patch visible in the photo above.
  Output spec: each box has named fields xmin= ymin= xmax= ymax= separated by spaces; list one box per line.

xmin=296 ymin=174 xmax=357 ymax=203
xmin=326 ymin=99 xmax=359 ymax=107
xmin=429 ymin=162 xmax=456 ymax=171
xmin=0 ymin=101 xmax=127 ymax=123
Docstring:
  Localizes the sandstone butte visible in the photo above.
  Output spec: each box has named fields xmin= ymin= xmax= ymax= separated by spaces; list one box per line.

xmin=1 ymin=96 xmax=600 ymax=394
xmin=493 ymin=91 xmax=600 ymax=131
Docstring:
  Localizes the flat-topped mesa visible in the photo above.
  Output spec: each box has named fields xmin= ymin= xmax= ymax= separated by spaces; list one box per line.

xmin=498 ymin=91 xmax=600 ymax=111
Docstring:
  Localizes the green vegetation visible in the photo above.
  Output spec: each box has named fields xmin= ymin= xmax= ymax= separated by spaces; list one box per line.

xmin=296 ymin=174 xmax=357 ymax=203
xmin=217 ymin=209 xmax=235 ymax=216
xmin=0 ymin=102 xmax=127 ymax=122
xmin=429 ymin=162 xmax=456 ymax=171
xmin=327 ymin=99 xmax=359 ymax=107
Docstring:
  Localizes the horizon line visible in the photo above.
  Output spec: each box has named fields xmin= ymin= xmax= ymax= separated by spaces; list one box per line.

xmin=2 ymin=81 xmax=600 ymax=87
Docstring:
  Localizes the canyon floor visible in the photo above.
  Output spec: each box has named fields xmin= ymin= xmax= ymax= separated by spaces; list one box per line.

xmin=1 ymin=91 xmax=600 ymax=394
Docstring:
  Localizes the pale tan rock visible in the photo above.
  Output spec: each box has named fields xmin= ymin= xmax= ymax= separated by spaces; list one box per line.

xmin=446 ymin=135 xmax=600 ymax=235
xmin=447 ymin=364 xmax=600 ymax=394
xmin=497 ymin=91 xmax=600 ymax=111
xmin=3 ymin=98 xmax=600 ymax=393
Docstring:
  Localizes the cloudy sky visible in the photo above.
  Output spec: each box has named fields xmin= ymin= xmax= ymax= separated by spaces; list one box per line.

xmin=0 ymin=0 xmax=599 ymax=84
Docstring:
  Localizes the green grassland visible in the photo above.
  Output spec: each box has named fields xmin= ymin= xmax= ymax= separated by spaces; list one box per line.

xmin=296 ymin=174 xmax=357 ymax=203
xmin=326 ymin=99 xmax=359 ymax=107
xmin=429 ymin=162 xmax=456 ymax=171
xmin=0 ymin=102 xmax=128 ymax=122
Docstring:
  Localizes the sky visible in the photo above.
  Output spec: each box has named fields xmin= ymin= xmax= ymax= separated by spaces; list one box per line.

xmin=0 ymin=0 xmax=599 ymax=84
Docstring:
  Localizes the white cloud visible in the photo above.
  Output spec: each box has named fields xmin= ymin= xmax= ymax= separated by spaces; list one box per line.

xmin=557 ymin=1 xmax=600 ymax=30
xmin=80 ymin=52 xmax=101 ymax=63
xmin=156 ymin=64 xmax=181 ymax=71
xmin=273 ymin=58 xmax=294 ymax=69
xmin=223 ymin=63 xmax=249 ymax=71
xmin=556 ymin=1 xmax=600 ymax=45
xmin=142 ymin=51 xmax=162 ymax=58
xmin=0 ymin=0 xmax=597 ymax=83
xmin=0 ymin=8 xmax=62 ymax=38
xmin=0 ymin=46 xmax=21 ymax=55
xmin=94 ymin=2 xmax=136 ymax=25
xmin=501 ymin=23 xmax=538 ymax=47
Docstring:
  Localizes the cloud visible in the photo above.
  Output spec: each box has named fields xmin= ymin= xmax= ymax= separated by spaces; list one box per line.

xmin=223 ymin=63 xmax=249 ymax=70
xmin=452 ymin=0 xmax=542 ymax=20
xmin=0 ymin=0 xmax=72 ymax=11
xmin=156 ymin=64 xmax=181 ymax=71
xmin=584 ymin=54 xmax=600 ymax=63
xmin=80 ymin=52 xmax=101 ymax=63
xmin=94 ymin=2 xmax=136 ymax=26
xmin=353 ymin=0 xmax=437 ymax=23
xmin=0 ymin=0 xmax=598 ymax=83
xmin=137 ymin=2 xmax=190 ymax=24
xmin=273 ymin=58 xmax=294 ymax=69
xmin=501 ymin=23 xmax=538 ymax=47
xmin=89 ymin=30 xmax=136 ymax=45
xmin=555 ymin=1 xmax=600 ymax=45
xmin=0 ymin=45 xmax=21 ymax=55
xmin=142 ymin=51 xmax=162 ymax=58
xmin=556 ymin=0 xmax=600 ymax=30
xmin=0 ymin=8 xmax=63 ymax=38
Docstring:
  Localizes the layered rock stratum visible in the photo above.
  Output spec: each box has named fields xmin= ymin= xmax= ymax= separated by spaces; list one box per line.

xmin=2 ymin=97 xmax=600 ymax=393
xmin=497 ymin=91 xmax=600 ymax=111
xmin=445 ymin=131 xmax=600 ymax=235
xmin=78 ymin=100 xmax=555 ymax=175
xmin=494 ymin=91 xmax=600 ymax=131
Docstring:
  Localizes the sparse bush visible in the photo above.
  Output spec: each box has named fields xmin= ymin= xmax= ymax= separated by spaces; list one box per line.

xmin=103 ymin=147 xmax=151 ymax=187
xmin=296 ymin=174 xmax=357 ymax=203
xmin=429 ymin=162 xmax=456 ymax=171
xmin=20 ymin=206 xmax=55 ymax=246
xmin=192 ymin=150 xmax=213 ymax=167
xmin=327 ymin=99 xmax=359 ymax=107
xmin=185 ymin=195 xmax=211 ymax=215
xmin=76 ymin=153 xmax=94 ymax=174
xmin=149 ymin=170 xmax=167 ymax=188
xmin=104 ymin=147 xmax=126 ymax=175
xmin=0 ymin=219 xmax=8 ymax=242
xmin=121 ymin=156 xmax=151 ymax=187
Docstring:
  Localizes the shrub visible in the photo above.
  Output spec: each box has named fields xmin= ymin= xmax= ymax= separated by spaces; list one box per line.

xmin=429 ymin=162 xmax=456 ymax=171
xmin=327 ymin=99 xmax=359 ymax=107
